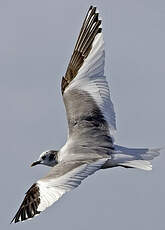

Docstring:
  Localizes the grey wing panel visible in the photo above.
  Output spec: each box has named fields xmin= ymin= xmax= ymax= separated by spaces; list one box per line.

xmin=63 ymin=89 xmax=114 ymax=152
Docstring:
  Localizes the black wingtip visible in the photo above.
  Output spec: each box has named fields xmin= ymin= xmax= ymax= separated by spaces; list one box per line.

xmin=89 ymin=5 xmax=93 ymax=10
xmin=11 ymin=183 xmax=41 ymax=223
xmin=62 ymin=5 xmax=102 ymax=94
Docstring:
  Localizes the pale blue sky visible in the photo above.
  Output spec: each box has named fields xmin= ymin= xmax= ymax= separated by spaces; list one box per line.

xmin=1 ymin=0 xmax=165 ymax=229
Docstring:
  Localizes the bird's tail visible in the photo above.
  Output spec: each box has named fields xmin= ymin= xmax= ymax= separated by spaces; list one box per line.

xmin=104 ymin=145 xmax=162 ymax=171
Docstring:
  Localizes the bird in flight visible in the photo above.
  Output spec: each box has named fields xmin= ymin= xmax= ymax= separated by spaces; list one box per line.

xmin=11 ymin=6 xmax=160 ymax=223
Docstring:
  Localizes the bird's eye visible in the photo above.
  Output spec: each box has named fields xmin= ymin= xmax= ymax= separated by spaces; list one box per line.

xmin=42 ymin=156 xmax=46 ymax=160
xmin=49 ymin=153 xmax=55 ymax=161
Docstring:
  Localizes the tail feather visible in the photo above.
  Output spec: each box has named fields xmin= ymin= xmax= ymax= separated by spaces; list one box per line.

xmin=119 ymin=160 xmax=152 ymax=171
xmin=114 ymin=145 xmax=161 ymax=160
xmin=103 ymin=145 xmax=162 ymax=171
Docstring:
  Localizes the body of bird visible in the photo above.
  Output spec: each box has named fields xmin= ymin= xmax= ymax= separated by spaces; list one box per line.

xmin=11 ymin=6 xmax=161 ymax=223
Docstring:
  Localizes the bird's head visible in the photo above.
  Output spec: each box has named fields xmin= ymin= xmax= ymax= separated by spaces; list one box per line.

xmin=31 ymin=150 xmax=58 ymax=167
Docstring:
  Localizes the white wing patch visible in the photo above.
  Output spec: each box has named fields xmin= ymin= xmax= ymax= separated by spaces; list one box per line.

xmin=65 ymin=31 xmax=116 ymax=131
xmin=37 ymin=159 xmax=107 ymax=212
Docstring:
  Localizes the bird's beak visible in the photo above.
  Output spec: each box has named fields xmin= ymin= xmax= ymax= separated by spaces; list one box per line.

xmin=31 ymin=160 xmax=41 ymax=167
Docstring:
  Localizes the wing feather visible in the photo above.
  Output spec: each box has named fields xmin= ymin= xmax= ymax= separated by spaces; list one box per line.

xmin=62 ymin=6 xmax=116 ymax=134
xmin=61 ymin=6 xmax=102 ymax=94
xmin=11 ymin=159 xmax=107 ymax=223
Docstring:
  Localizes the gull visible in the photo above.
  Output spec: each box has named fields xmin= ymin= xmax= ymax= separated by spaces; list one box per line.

xmin=11 ymin=6 xmax=161 ymax=223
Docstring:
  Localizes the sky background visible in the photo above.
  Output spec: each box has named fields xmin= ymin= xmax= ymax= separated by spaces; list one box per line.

xmin=1 ymin=0 xmax=165 ymax=229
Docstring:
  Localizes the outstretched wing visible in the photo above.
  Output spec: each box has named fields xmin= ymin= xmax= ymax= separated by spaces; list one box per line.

xmin=11 ymin=159 xmax=107 ymax=223
xmin=61 ymin=6 xmax=116 ymax=145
